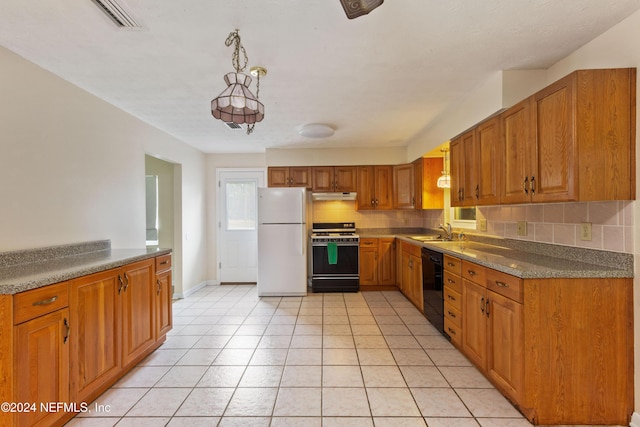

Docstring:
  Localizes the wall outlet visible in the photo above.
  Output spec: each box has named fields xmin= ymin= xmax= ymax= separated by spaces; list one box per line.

xmin=580 ymin=222 xmax=592 ymax=241
xmin=517 ymin=221 xmax=528 ymax=236
xmin=477 ymin=219 xmax=487 ymax=232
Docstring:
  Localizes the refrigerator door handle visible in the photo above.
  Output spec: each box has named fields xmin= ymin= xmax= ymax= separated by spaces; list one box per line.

xmin=300 ymin=223 xmax=306 ymax=255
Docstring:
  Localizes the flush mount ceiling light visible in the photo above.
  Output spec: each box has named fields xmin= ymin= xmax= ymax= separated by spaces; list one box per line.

xmin=298 ymin=124 xmax=335 ymax=139
xmin=211 ymin=29 xmax=266 ymax=135
xmin=339 ymin=0 xmax=384 ymax=19
xmin=437 ymin=147 xmax=451 ymax=189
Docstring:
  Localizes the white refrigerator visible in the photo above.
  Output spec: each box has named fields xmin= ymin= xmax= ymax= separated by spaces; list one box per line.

xmin=257 ymin=187 xmax=311 ymax=296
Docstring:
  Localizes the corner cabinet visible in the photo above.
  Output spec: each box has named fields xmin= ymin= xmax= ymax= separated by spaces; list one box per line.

xmin=0 ymin=254 xmax=172 ymax=427
xmin=413 ymin=157 xmax=445 ymax=210
xmin=456 ymin=257 xmax=632 ymax=425
xmin=393 ymin=163 xmax=415 ymax=209
xmin=502 ymin=68 xmax=636 ymax=204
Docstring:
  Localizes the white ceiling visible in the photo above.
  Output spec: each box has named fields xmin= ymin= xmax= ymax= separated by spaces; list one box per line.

xmin=1 ymin=0 xmax=639 ymax=154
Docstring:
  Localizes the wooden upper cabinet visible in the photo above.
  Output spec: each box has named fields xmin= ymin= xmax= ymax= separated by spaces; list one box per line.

xmin=268 ymin=167 xmax=311 ymax=188
xmin=501 ymin=97 xmax=536 ymax=204
xmin=356 ymin=165 xmax=393 ymax=210
xmin=312 ymin=166 xmax=357 ymax=192
xmin=413 ymin=157 xmax=445 ymax=210
xmin=450 ymin=136 xmax=465 ymax=207
xmin=501 ymin=68 xmax=636 ymax=204
xmin=393 ymin=163 xmax=415 ymax=209
xmin=475 ymin=116 xmax=501 ymax=205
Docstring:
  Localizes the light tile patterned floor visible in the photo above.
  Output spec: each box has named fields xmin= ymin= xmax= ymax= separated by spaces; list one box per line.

xmin=67 ymin=285 xmax=536 ymax=427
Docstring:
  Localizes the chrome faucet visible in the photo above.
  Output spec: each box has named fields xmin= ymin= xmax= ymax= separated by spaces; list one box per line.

xmin=439 ymin=223 xmax=452 ymax=240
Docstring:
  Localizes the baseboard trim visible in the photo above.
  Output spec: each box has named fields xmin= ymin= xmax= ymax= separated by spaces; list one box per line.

xmin=630 ymin=411 xmax=640 ymax=427
xmin=173 ymin=280 xmax=218 ymax=299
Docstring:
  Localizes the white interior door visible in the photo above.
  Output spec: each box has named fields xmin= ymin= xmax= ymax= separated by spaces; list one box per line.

xmin=218 ymin=169 xmax=264 ymax=283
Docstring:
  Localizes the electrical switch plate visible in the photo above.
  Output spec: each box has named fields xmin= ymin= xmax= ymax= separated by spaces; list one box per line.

xmin=517 ymin=221 xmax=527 ymax=236
xmin=580 ymin=222 xmax=592 ymax=241
xmin=477 ymin=219 xmax=487 ymax=232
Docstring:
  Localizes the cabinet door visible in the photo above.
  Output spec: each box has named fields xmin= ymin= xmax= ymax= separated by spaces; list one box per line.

xmin=475 ymin=117 xmax=501 ymax=205
xmin=289 ymin=167 xmax=311 ymax=188
xmin=356 ymin=166 xmax=375 ymax=210
xmin=533 ymin=75 xmax=576 ymax=202
xmin=393 ymin=163 xmax=415 ymax=209
xmin=70 ymin=269 xmax=121 ymax=403
xmin=155 ymin=270 xmax=173 ymax=338
xmin=412 ymin=159 xmax=423 ymax=209
xmin=121 ymin=259 xmax=155 ymax=368
xmin=501 ymin=98 xmax=535 ymax=204
xmin=419 ymin=158 xmax=445 ymax=209
xmin=410 ymin=254 xmax=423 ymax=311
xmin=378 ymin=238 xmax=396 ymax=286
xmin=374 ymin=166 xmax=394 ymax=210
xmin=334 ymin=166 xmax=357 ymax=192
xmin=487 ymin=290 xmax=523 ymax=403
xmin=461 ymin=130 xmax=477 ymax=206
xmin=268 ymin=167 xmax=290 ymax=187
xmin=359 ymin=238 xmax=378 ymax=287
xmin=449 ymin=136 xmax=465 ymax=207
xmin=15 ymin=308 xmax=70 ymax=427
xmin=400 ymin=250 xmax=413 ymax=296
xmin=312 ymin=167 xmax=334 ymax=192
xmin=462 ymin=279 xmax=487 ymax=370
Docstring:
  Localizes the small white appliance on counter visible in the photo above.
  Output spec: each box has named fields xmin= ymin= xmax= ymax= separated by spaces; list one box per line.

xmin=257 ymin=187 xmax=311 ymax=296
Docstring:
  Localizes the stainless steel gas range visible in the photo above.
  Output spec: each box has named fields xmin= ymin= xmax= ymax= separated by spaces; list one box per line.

xmin=310 ymin=222 xmax=359 ymax=292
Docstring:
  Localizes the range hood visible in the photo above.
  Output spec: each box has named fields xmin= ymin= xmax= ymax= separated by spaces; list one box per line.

xmin=312 ymin=192 xmax=357 ymax=201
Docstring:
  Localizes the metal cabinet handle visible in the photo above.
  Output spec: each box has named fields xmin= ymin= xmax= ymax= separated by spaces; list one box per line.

xmin=475 ymin=184 xmax=479 ymax=199
xmin=32 ymin=296 xmax=58 ymax=306
xmin=447 ymin=262 xmax=456 ymax=267
xmin=371 ymin=199 xmax=375 ymax=206
xmin=160 ymin=260 xmax=169 ymax=265
xmin=447 ymin=311 xmax=457 ymax=318
xmin=481 ymin=297 xmax=485 ymax=313
xmin=123 ymin=272 xmax=130 ymax=292
xmin=447 ymin=327 xmax=457 ymax=336
xmin=523 ymin=176 xmax=529 ymax=194
xmin=485 ymin=299 xmax=490 ymax=317
xmin=495 ymin=281 xmax=509 ymax=288
xmin=157 ymin=279 xmax=162 ymax=296
xmin=63 ymin=318 xmax=70 ymax=344
xmin=447 ymin=278 xmax=456 ymax=284
xmin=467 ymin=270 xmax=477 ymax=276
xmin=447 ymin=294 xmax=456 ymax=301
xmin=118 ymin=275 xmax=124 ymax=294
xmin=530 ymin=176 xmax=536 ymax=195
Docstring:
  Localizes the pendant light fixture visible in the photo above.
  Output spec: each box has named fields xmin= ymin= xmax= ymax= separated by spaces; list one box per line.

xmin=437 ymin=147 xmax=451 ymax=189
xmin=211 ymin=29 xmax=266 ymax=134
xmin=339 ymin=0 xmax=384 ymax=19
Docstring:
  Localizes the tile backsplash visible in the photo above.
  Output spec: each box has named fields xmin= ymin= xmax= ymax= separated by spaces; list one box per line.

xmin=312 ymin=199 xmax=634 ymax=254
xmin=476 ymin=201 xmax=634 ymax=253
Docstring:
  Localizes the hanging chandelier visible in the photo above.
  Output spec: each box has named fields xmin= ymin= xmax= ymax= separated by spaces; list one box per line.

xmin=437 ymin=147 xmax=451 ymax=189
xmin=211 ymin=29 xmax=266 ymax=134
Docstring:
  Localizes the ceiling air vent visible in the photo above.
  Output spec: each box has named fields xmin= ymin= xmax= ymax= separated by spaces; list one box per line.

xmin=225 ymin=122 xmax=243 ymax=130
xmin=91 ymin=0 xmax=141 ymax=28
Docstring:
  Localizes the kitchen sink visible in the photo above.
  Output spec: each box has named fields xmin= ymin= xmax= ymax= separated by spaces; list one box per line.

xmin=408 ymin=235 xmax=448 ymax=242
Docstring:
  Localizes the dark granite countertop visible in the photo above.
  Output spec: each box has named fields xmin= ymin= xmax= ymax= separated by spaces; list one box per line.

xmin=358 ymin=228 xmax=633 ymax=279
xmin=0 ymin=240 xmax=171 ymax=295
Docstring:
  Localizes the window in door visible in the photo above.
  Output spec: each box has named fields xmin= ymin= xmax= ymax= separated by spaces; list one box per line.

xmin=226 ymin=180 xmax=257 ymax=230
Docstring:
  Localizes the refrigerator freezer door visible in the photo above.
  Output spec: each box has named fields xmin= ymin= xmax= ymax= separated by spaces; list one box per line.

xmin=258 ymin=223 xmax=307 ymax=296
xmin=258 ymin=187 xmax=305 ymax=224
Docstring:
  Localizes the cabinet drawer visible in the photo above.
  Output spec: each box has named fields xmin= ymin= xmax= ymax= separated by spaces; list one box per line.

xmin=444 ymin=318 xmax=462 ymax=348
xmin=462 ymin=261 xmax=486 ymax=285
xmin=14 ymin=282 xmax=69 ymax=325
xmin=443 ymin=271 xmax=462 ymax=293
xmin=444 ymin=255 xmax=461 ymax=275
xmin=443 ymin=286 xmax=462 ymax=311
xmin=360 ymin=238 xmax=378 ymax=247
xmin=486 ymin=268 xmax=523 ymax=303
xmin=155 ymin=254 xmax=172 ymax=273
xmin=444 ymin=301 xmax=462 ymax=328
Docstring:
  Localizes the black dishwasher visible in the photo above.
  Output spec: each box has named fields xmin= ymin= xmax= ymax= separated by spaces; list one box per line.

xmin=421 ymin=247 xmax=445 ymax=337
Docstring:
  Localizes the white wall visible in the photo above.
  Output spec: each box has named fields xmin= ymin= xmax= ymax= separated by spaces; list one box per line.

xmin=0 ymin=45 xmax=208 ymax=295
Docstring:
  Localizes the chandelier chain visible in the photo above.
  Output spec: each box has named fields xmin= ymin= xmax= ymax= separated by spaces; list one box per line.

xmin=225 ymin=29 xmax=248 ymax=73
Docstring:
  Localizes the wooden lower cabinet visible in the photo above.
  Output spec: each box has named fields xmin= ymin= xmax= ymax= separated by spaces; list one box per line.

xmin=398 ymin=241 xmax=422 ymax=311
xmin=155 ymin=255 xmax=173 ymax=338
xmin=458 ymin=258 xmax=632 ymax=425
xmin=359 ymin=238 xmax=396 ymax=288
xmin=14 ymin=308 xmax=70 ymax=427
xmin=0 ymin=254 xmax=172 ymax=427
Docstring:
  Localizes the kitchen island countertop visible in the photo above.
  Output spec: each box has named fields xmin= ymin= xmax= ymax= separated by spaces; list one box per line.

xmin=0 ymin=240 xmax=171 ymax=295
